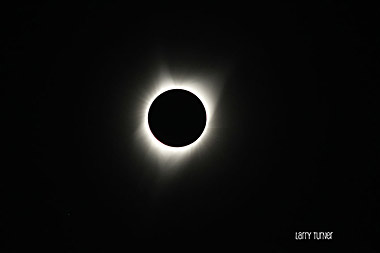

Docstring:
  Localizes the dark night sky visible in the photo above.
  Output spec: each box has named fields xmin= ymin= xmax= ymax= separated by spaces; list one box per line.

xmin=2 ymin=1 xmax=379 ymax=252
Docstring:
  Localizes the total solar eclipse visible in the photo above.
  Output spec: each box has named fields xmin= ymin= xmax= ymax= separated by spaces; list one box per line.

xmin=148 ymin=89 xmax=207 ymax=147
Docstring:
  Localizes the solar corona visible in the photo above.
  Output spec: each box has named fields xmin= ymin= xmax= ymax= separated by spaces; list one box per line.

xmin=134 ymin=72 xmax=220 ymax=168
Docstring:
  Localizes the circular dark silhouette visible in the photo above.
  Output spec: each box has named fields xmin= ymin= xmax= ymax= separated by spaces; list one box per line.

xmin=148 ymin=89 xmax=207 ymax=147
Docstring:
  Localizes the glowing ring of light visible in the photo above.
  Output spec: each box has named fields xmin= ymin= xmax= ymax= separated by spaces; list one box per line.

xmin=134 ymin=70 xmax=220 ymax=169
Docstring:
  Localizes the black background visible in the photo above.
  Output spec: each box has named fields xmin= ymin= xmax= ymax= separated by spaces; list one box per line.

xmin=2 ymin=1 xmax=379 ymax=252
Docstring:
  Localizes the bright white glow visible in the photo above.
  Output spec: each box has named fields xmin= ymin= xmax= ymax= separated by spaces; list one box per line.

xmin=133 ymin=68 xmax=223 ymax=170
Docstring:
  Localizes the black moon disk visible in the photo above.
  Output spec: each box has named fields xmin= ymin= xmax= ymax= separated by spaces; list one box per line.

xmin=148 ymin=89 xmax=207 ymax=147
